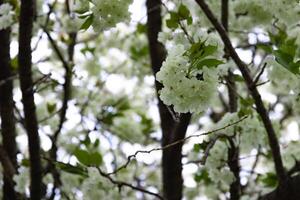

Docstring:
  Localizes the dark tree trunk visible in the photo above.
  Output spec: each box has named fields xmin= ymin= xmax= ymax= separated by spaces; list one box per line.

xmin=0 ymin=13 xmax=18 ymax=199
xmin=18 ymin=0 xmax=42 ymax=199
xmin=260 ymin=175 xmax=300 ymax=200
xmin=146 ymin=1 xmax=191 ymax=199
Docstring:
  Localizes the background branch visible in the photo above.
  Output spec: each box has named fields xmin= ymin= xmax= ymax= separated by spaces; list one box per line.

xmin=195 ymin=0 xmax=286 ymax=184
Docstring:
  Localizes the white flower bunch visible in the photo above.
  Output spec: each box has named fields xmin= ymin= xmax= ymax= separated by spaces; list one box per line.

xmin=111 ymin=113 xmax=145 ymax=144
xmin=81 ymin=167 xmax=121 ymax=200
xmin=13 ymin=167 xmax=30 ymax=194
xmin=213 ymin=112 xmax=267 ymax=152
xmin=0 ymin=3 xmax=14 ymax=30
xmin=156 ymin=44 xmax=219 ymax=113
xmin=91 ymin=0 xmax=132 ymax=32
xmin=233 ymin=0 xmax=300 ymax=27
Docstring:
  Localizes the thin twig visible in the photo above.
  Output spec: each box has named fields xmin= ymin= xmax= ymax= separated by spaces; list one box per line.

xmin=253 ymin=63 xmax=267 ymax=85
xmin=107 ymin=116 xmax=248 ymax=175
xmin=97 ymin=167 xmax=164 ymax=200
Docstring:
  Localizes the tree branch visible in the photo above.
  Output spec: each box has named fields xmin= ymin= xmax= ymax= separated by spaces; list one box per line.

xmin=195 ymin=0 xmax=286 ymax=184
xmin=221 ymin=0 xmax=240 ymax=199
xmin=106 ymin=116 xmax=247 ymax=176
xmin=18 ymin=0 xmax=42 ymax=199
xmin=0 ymin=6 xmax=18 ymax=198
xmin=97 ymin=167 xmax=164 ymax=200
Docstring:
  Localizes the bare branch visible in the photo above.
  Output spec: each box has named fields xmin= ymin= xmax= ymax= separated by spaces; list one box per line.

xmin=97 ymin=167 xmax=164 ymax=200
xmin=106 ymin=116 xmax=248 ymax=176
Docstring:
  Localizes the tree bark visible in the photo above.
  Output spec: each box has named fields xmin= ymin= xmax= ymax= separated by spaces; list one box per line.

xmin=18 ymin=0 xmax=42 ymax=199
xmin=0 ymin=12 xmax=18 ymax=199
xmin=221 ymin=0 xmax=241 ymax=199
xmin=146 ymin=1 xmax=191 ymax=199
xmin=260 ymin=175 xmax=300 ymax=200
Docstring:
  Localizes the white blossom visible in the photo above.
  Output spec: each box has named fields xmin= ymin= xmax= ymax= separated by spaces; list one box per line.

xmin=0 ymin=3 xmax=14 ymax=30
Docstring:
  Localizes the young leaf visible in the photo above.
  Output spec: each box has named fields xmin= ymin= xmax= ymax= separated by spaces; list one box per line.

xmin=47 ymin=102 xmax=56 ymax=114
xmin=194 ymin=58 xmax=224 ymax=70
xmin=178 ymin=4 xmax=190 ymax=19
xmin=80 ymin=14 xmax=94 ymax=30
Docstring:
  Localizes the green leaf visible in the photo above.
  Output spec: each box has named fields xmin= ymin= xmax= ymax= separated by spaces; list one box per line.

xmin=238 ymin=107 xmax=252 ymax=118
xmin=194 ymin=58 xmax=224 ymax=70
xmin=21 ymin=158 xmax=30 ymax=167
xmin=256 ymin=43 xmax=273 ymax=53
xmin=186 ymin=42 xmax=218 ymax=60
xmin=193 ymin=141 xmax=210 ymax=152
xmin=260 ymin=172 xmax=278 ymax=188
xmin=166 ymin=12 xmax=179 ymax=29
xmin=56 ymin=162 xmax=88 ymax=177
xmin=89 ymin=152 xmax=103 ymax=166
xmin=136 ymin=23 xmax=146 ymax=34
xmin=170 ymin=12 xmax=179 ymax=21
xmin=274 ymin=50 xmax=294 ymax=69
xmin=10 ymin=56 xmax=18 ymax=71
xmin=166 ymin=18 xmax=178 ymax=29
xmin=187 ymin=16 xmax=193 ymax=25
xmin=74 ymin=148 xmax=103 ymax=166
xmin=193 ymin=143 xmax=201 ymax=152
xmin=233 ymin=74 xmax=244 ymax=82
xmin=280 ymin=37 xmax=297 ymax=57
xmin=178 ymin=4 xmax=190 ymax=19
xmin=74 ymin=148 xmax=90 ymax=166
xmin=240 ymin=97 xmax=254 ymax=107
xmin=268 ymin=29 xmax=287 ymax=45
xmin=80 ymin=14 xmax=94 ymax=30
xmin=81 ymin=136 xmax=91 ymax=147
xmin=194 ymin=169 xmax=212 ymax=184
xmin=46 ymin=102 xmax=56 ymax=114
xmin=288 ymin=60 xmax=300 ymax=74
xmin=94 ymin=139 xmax=100 ymax=148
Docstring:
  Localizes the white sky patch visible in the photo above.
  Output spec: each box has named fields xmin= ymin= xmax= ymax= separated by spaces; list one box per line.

xmin=16 ymin=134 xmax=28 ymax=152
xmin=129 ymin=0 xmax=147 ymax=24
xmin=183 ymin=163 xmax=198 ymax=187
xmin=286 ymin=121 xmax=299 ymax=141
xmin=32 ymin=35 xmax=52 ymax=63
xmin=64 ymin=102 xmax=82 ymax=130
xmin=10 ymin=40 xmax=18 ymax=57
xmin=105 ymin=74 xmax=137 ymax=94
xmin=236 ymin=49 xmax=253 ymax=64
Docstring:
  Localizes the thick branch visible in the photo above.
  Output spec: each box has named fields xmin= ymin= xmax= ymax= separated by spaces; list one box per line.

xmin=0 ymin=13 xmax=18 ymax=199
xmin=18 ymin=0 xmax=42 ymax=199
xmin=146 ymin=1 xmax=192 ymax=199
xmin=0 ymin=146 xmax=16 ymax=199
xmin=195 ymin=0 xmax=286 ymax=184
xmin=260 ymin=174 xmax=300 ymax=200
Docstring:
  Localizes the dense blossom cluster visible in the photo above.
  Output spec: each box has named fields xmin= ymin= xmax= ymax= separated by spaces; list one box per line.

xmin=111 ymin=113 xmax=145 ymax=144
xmin=91 ymin=0 xmax=132 ymax=31
xmin=205 ymin=140 xmax=235 ymax=187
xmin=0 ymin=3 xmax=14 ymax=30
xmin=156 ymin=43 xmax=219 ymax=113
xmin=267 ymin=59 xmax=300 ymax=115
xmin=81 ymin=168 xmax=121 ymax=200
xmin=74 ymin=0 xmax=132 ymax=32
xmin=232 ymin=0 xmax=300 ymax=27
xmin=214 ymin=113 xmax=267 ymax=152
